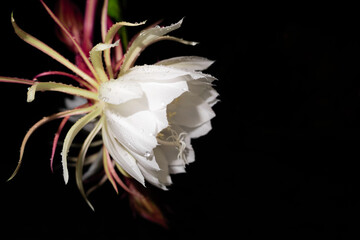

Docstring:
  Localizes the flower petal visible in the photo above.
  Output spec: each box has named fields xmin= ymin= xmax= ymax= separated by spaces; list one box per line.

xmin=99 ymin=79 xmax=143 ymax=104
xmin=156 ymin=56 xmax=214 ymax=72
xmin=123 ymin=65 xmax=190 ymax=83
xmin=168 ymin=165 xmax=186 ymax=174
xmin=128 ymin=150 xmax=159 ymax=171
xmin=104 ymin=107 xmax=159 ymax=156
xmin=115 ymin=65 xmax=190 ymax=111
xmin=184 ymin=136 xmax=195 ymax=164
xmin=102 ymin=122 xmax=145 ymax=185
xmin=106 ymin=95 xmax=169 ymax=131
xmin=182 ymin=121 xmax=213 ymax=139
xmin=120 ymin=18 xmax=197 ymax=73
xmin=157 ymin=145 xmax=184 ymax=173
xmin=167 ymin=92 xmax=216 ymax=128
xmin=140 ymin=81 xmax=188 ymax=111
xmin=128 ymin=64 xmax=216 ymax=87
xmin=27 ymin=82 xmax=98 ymax=102
xmin=106 ymin=100 xmax=165 ymax=172
xmin=139 ymin=148 xmax=172 ymax=189
xmin=187 ymin=81 xmax=219 ymax=106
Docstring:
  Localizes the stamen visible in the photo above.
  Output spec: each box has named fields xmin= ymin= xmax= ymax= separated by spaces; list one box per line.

xmin=177 ymin=133 xmax=188 ymax=164
xmin=157 ymin=128 xmax=188 ymax=164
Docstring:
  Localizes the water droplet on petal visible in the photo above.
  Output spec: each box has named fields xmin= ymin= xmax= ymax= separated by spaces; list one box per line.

xmin=144 ymin=151 xmax=152 ymax=160
xmin=101 ymin=97 xmax=109 ymax=102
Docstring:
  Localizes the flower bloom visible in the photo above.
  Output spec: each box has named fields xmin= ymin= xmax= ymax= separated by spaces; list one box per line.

xmin=0 ymin=0 xmax=218 ymax=215
xmin=100 ymin=56 xmax=217 ymax=189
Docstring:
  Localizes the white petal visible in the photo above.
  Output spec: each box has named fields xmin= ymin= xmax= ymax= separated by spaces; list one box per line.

xmin=102 ymin=123 xmax=145 ymax=185
xmin=138 ymin=165 xmax=169 ymax=190
xmin=168 ymin=92 xmax=216 ymax=128
xmin=184 ymin=136 xmax=195 ymax=164
xmin=156 ymin=56 xmax=214 ymax=71
xmin=182 ymin=120 xmax=213 ymax=139
xmin=169 ymin=165 xmax=186 ymax=174
xmin=140 ymin=81 xmax=188 ymax=111
xmin=138 ymin=148 xmax=172 ymax=189
xmin=152 ymin=108 xmax=169 ymax=132
xmin=106 ymin=96 xmax=169 ymax=132
xmin=154 ymin=147 xmax=172 ymax=185
xmin=105 ymin=107 xmax=159 ymax=156
xmin=158 ymin=145 xmax=181 ymax=166
xmin=99 ymin=79 xmax=143 ymax=105
xmin=129 ymin=149 xmax=160 ymax=171
xmin=188 ymin=81 xmax=219 ymax=105
xmin=122 ymin=65 xmax=190 ymax=83
xmin=64 ymin=96 xmax=87 ymax=109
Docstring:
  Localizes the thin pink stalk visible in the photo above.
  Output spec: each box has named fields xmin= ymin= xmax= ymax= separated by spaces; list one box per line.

xmin=82 ymin=0 xmax=98 ymax=54
xmin=111 ymin=37 xmax=123 ymax=78
xmin=0 ymin=76 xmax=34 ymax=85
xmin=50 ymin=103 xmax=90 ymax=172
xmin=33 ymin=71 xmax=95 ymax=91
xmin=112 ymin=33 xmax=123 ymax=78
xmin=114 ymin=55 xmax=125 ymax=73
xmin=100 ymin=0 xmax=109 ymax=42
xmin=104 ymin=147 xmax=139 ymax=196
xmin=50 ymin=116 xmax=70 ymax=172
xmin=113 ymin=33 xmax=123 ymax=62
xmin=40 ymin=0 xmax=99 ymax=82
xmin=104 ymin=147 xmax=119 ymax=193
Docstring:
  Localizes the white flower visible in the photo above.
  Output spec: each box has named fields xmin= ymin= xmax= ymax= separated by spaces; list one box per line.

xmin=99 ymin=56 xmax=218 ymax=189
xmin=2 ymin=2 xmax=219 ymax=210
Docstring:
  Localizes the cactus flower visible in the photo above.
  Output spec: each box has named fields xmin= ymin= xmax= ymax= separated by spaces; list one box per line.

xmin=0 ymin=0 xmax=218 ymax=226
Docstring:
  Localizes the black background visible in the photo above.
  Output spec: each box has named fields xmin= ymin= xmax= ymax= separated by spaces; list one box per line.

xmin=1 ymin=0 xmax=360 ymax=239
